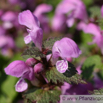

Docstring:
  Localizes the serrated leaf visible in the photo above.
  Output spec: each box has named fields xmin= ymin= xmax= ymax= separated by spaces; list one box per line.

xmin=88 ymin=88 xmax=103 ymax=95
xmin=45 ymin=67 xmax=86 ymax=84
xmin=89 ymin=6 xmax=101 ymax=18
xmin=27 ymin=41 xmax=35 ymax=48
xmin=81 ymin=55 xmax=103 ymax=81
xmin=43 ymin=37 xmax=62 ymax=50
xmin=22 ymin=47 xmax=45 ymax=60
xmin=23 ymin=87 xmax=61 ymax=103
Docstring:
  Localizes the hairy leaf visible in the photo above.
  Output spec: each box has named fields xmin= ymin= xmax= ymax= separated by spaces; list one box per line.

xmin=22 ymin=47 xmax=45 ymax=60
xmin=43 ymin=37 xmax=62 ymax=50
xmin=81 ymin=55 xmax=103 ymax=81
xmin=23 ymin=87 xmax=61 ymax=103
xmin=45 ymin=67 xmax=86 ymax=84
xmin=89 ymin=6 xmax=101 ymax=18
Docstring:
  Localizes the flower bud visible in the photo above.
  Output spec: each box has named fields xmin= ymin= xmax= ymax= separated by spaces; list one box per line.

xmin=34 ymin=63 xmax=43 ymax=73
xmin=25 ymin=58 xmax=37 ymax=66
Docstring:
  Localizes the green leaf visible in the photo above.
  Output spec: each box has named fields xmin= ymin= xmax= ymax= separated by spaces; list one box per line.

xmin=89 ymin=6 xmax=101 ymax=19
xmin=81 ymin=55 xmax=103 ymax=81
xmin=23 ymin=87 xmax=61 ymax=103
xmin=98 ymin=18 xmax=103 ymax=30
xmin=27 ymin=41 xmax=35 ymax=48
xmin=0 ymin=76 xmax=18 ymax=103
xmin=43 ymin=37 xmax=62 ymax=50
xmin=45 ymin=67 xmax=86 ymax=84
xmin=22 ymin=47 xmax=45 ymax=60
xmin=88 ymin=88 xmax=103 ymax=95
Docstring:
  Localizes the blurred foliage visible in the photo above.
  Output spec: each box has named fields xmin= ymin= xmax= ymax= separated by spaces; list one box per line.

xmin=81 ymin=55 xmax=103 ymax=81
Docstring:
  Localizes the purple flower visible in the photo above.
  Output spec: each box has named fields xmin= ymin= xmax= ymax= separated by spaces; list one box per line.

xmin=1 ymin=11 xmax=16 ymax=22
xmin=34 ymin=4 xmax=52 ymax=17
xmin=61 ymin=82 xmax=93 ymax=95
xmin=53 ymin=0 xmax=88 ymax=29
xmin=0 ymin=9 xmax=3 ymax=17
xmin=0 ymin=35 xmax=15 ymax=56
xmin=83 ymin=23 xmax=103 ymax=54
xmin=34 ymin=63 xmax=43 ymax=73
xmin=101 ymin=5 xmax=103 ymax=17
xmin=93 ymin=73 xmax=103 ymax=89
xmin=33 ymin=4 xmax=52 ymax=33
xmin=4 ymin=60 xmax=32 ymax=78
xmin=4 ymin=60 xmax=34 ymax=92
xmin=1 ymin=11 xmax=18 ymax=29
xmin=25 ymin=58 xmax=37 ymax=66
xmin=15 ymin=78 xmax=28 ymax=92
xmin=0 ymin=26 xmax=5 ymax=36
xmin=18 ymin=10 xmax=43 ymax=50
xmin=76 ymin=21 xmax=87 ymax=31
xmin=52 ymin=37 xmax=81 ymax=73
xmin=52 ymin=37 xmax=81 ymax=59
xmin=52 ymin=14 xmax=66 ymax=32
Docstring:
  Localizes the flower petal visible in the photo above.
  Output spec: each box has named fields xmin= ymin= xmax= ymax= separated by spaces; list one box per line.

xmin=74 ymin=2 xmax=88 ymax=21
xmin=22 ymin=67 xmax=34 ymax=80
xmin=55 ymin=1 xmax=75 ymax=14
xmin=76 ymin=21 xmax=87 ymax=31
xmin=66 ymin=14 xmax=75 ymax=27
xmin=30 ymin=28 xmax=43 ymax=51
xmin=18 ymin=10 xmax=39 ymax=29
xmin=83 ymin=23 xmax=101 ymax=36
xmin=52 ymin=37 xmax=82 ymax=59
xmin=52 ymin=14 xmax=66 ymax=31
xmin=34 ymin=63 xmax=43 ymax=73
xmin=15 ymin=78 xmax=28 ymax=92
xmin=56 ymin=60 xmax=68 ymax=73
xmin=34 ymin=4 xmax=52 ymax=17
xmin=25 ymin=58 xmax=37 ymax=66
xmin=4 ymin=60 xmax=29 ymax=77
xmin=24 ymin=34 xmax=32 ymax=44
xmin=1 ymin=11 xmax=16 ymax=21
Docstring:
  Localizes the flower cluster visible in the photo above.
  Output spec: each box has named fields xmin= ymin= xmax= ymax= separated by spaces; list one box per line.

xmin=4 ymin=10 xmax=81 ymax=92
xmin=52 ymin=0 xmax=87 ymax=31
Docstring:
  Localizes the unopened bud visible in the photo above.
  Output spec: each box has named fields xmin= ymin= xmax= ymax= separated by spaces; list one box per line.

xmin=34 ymin=63 xmax=43 ymax=73
xmin=25 ymin=58 xmax=37 ymax=66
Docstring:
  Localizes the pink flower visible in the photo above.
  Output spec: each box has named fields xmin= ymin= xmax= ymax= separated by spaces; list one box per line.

xmin=33 ymin=4 xmax=52 ymax=33
xmin=18 ymin=10 xmax=43 ymax=50
xmin=52 ymin=0 xmax=88 ymax=29
xmin=52 ymin=37 xmax=81 ymax=73
xmin=34 ymin=63 xmax=43 ymax=73
xmin=101 ymin=5 xmax=103 ymax=17
xmin=83 ymin=23 xmax=103 ymax=54
xmin=25 ymin=58 xmax=37 ymax=66
xmin=52 ymin=37 xmax=81 ymax=59
xmin=34 ymin=4 xmax=52 ymax=17
xmin=52 ymin=14 xmax=66 ymax=32
xmin=4 ymin=60 xmax=34 ymax=92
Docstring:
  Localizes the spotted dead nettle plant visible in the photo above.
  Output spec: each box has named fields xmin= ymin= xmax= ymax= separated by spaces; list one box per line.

xmin=4 ymin=10 xmax=86 ymax=103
